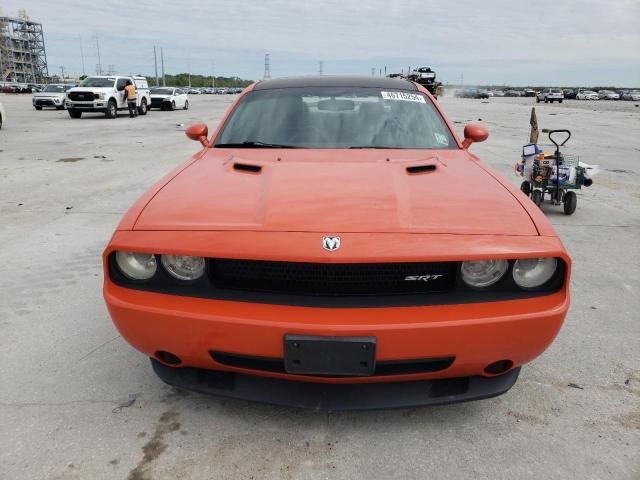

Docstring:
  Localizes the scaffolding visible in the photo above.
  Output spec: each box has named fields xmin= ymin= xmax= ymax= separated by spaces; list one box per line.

xmin=0 ymin=12 xmax=49 ymax=84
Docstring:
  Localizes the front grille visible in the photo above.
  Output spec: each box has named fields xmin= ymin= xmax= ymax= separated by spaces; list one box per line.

xmin=35 ymin=99 xmax=54 ymax=106
xmin=210 ymin=351 xmax=455 ymax=377
xmin=209 ymin=259 xmax=456 ymax=296
xmin=68 ymin=91 xmax=95 ymax=101
xmin=151 ymin=98 xmax=165 ymax=107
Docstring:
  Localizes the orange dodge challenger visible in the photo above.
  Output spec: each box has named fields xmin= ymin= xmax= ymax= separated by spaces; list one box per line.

xmin=104 ymin=76 xmax=570 ymax=410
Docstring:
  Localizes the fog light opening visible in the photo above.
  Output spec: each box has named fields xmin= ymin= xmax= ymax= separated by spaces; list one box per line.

xmin=484 ymin=360 xmax=513 ymax=375
xmin=156 ymin=350 xmax=182 ymax=366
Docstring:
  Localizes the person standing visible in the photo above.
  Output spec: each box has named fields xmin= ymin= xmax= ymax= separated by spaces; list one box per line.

xmin=124 ymin=80 xmax=138 ymax=118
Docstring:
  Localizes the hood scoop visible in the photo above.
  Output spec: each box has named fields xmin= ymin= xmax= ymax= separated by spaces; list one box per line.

xmin=406 ymin=164 xmax=436 ymax=175
xmin=233 ymin=162 xmax=262 ymax=174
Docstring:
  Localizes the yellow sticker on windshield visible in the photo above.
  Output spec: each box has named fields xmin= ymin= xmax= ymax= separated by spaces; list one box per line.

xmin=381 ymin=91 xmax=426 ymax=103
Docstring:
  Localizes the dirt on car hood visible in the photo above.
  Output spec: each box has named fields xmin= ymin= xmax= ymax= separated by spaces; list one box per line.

xmin=134 ymin=149 xmax=537 ymax=235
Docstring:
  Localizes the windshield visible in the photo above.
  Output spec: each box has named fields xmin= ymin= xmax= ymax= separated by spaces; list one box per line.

xmin=43 ymin=84 xmax=66 ymax=93
xmin=215 ymin=87 xmax=456 ymax=149
xmin=79 ymin=77 xmax=116 ymax=88
xmin=151 ymin=88 xmax=173 ymax=95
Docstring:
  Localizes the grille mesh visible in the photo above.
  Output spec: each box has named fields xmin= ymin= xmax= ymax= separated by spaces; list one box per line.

xmin=209 ymin=259 xmax=456 ymax=296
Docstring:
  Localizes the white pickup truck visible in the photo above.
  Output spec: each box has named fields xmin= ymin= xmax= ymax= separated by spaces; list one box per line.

xmin=536 ymin=88 xmax=564 ymax=104
xmin=65 ymin=76 xmax=151 ymax=118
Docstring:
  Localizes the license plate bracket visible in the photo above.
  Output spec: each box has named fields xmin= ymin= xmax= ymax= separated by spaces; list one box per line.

xmin=284 ymin=335 xmax=376 ymax=376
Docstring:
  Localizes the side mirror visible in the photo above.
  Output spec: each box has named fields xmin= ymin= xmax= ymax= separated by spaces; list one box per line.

xmin=462 ymin=123 xmax=489 ymax=149
xmin=185 ymin=123 xmax=209 ymax=147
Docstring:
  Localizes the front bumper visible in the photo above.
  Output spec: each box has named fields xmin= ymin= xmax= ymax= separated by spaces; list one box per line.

xmin=152 ymin=358 xmax=521 ymax=410
xmin=104 ymin=230 xmax=570 ymax=404
xmin=66 ymin=100 xmax=108 ymax=110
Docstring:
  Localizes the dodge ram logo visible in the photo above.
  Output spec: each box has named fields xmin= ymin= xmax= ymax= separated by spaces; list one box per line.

xmin=322 ymin=236 xmax=341 ymax=252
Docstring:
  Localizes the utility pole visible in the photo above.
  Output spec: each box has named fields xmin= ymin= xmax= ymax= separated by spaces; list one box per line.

xmin=153 ymin=46 xmax=159 ymax=86
xmin=319 ymin=61 xmax=323 ymax=76
xmin=95 ymin=34 xmax=102 ymax=75
xmin=187 ymin=57 xmax=191 ymax=88
xmin=79 ymin=37 xmax=86 ymax=75
xmin=59 ymin=65 xmax=65 ymax=80
xmin=263 ymin=53 xmax=271 ymax=80
xmin=211 ymin=62 xmax=215 ymax=88
xmin=384 ymin=65 xmax=387 ymax=76
xmin=160 ymin=47 xmax=165 ymax=86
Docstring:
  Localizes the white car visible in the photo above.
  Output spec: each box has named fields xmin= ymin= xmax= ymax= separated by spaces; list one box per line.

xmin=621 ymin=90 xmax=640 ymax=101
xmin=576 ymin=90 xmax=599 ymax=100
xmin=537 ymin=88 xmax=564 ymax=103
xmin=65 ymin=75 xmax=151 ymax=118
xmin=0 ymin=100 xmax=5 ymax=129
xmin=598 ymin=90 xmax=620 ymax=100
xmin=149 ymin=87 xmax=189 ymax=110
xmin=32 ymin=84 xmax=76 ymax=110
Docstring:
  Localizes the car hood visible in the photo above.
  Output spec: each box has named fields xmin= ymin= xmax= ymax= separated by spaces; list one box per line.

xmin=68 ymin=87 xmax=114 ymax=93
xmin=134 ymin=149 xmax=537 ymax=235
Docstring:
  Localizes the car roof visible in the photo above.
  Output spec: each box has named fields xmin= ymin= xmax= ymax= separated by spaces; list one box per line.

xmin=254 ymin=75 xmax=418 ymax=91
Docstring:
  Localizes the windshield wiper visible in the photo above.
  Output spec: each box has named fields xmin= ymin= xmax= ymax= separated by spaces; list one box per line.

xmin=348 ymin=146 xmax=400 ymax=149
xmin=216 ymin=141 xmax=300 ymax=148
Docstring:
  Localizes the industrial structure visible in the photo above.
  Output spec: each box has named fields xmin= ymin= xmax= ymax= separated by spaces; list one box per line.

xmin=0 ymin=11 xmax=49 ymax=83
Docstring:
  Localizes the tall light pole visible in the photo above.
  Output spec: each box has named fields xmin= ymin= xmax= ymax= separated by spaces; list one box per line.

xmin=160 ymin=48 xmax=165 ymax=86
xmin=79 ymin=37 xmax=86 ymax=75
xmin=153 ymin=46 xmax=159 ymax=86
xmin=211 ymin=61 xmax=215 ymax=88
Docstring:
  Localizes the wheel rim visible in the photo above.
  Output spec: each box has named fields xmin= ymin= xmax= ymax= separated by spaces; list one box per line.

xmin=141 ymin=100 xmax=147 ymax=113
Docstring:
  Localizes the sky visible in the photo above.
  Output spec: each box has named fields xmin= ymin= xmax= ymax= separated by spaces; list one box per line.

xmin=3 ymin=0 xmax=640 ymax=86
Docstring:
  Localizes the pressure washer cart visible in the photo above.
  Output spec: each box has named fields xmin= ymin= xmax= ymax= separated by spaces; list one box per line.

xmin=519 ymin=129 xmax=587 ymax=215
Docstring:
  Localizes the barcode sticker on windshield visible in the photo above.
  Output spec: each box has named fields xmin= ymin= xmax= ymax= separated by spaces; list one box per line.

xmin=381 ymin=91 xmax=426 ymax=103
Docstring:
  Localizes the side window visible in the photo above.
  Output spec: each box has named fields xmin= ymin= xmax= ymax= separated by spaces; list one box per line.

xmin=116 ymin=78 xmax=127 ymax=90
xmin=176 ymin=89 xmax=183 ymax=95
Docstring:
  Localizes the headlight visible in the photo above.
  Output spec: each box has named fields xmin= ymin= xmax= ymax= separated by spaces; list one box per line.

xmin=95 ymin=93 xmax=105 ymax=100
xmin=513 ymin=258 xmax=557 ymax=289
xmin=461 ymin=260 xmax=508 ymax=288
xmin=115 ymin=251 xmax=157 ymax=280
xmin=161 ymin=255 xmax=205 ymax=281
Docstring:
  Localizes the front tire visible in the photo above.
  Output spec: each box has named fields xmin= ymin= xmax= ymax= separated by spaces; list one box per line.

xmin=35 ymin=106 xmax=43 ymax=110
xmin=68 ymin=109 xmax=82 ymax=119
xmin=171 ymin=100 xmax=176 ymax=111
xmin=105 ymin=100 xmax=117 ymax=119
xmin=532 ymin=189 xmax=542 ymax=207
xmin=563 ymin=191 xmax=577 ymax=215
xmin=183 ymin=100 xmax=189 ymax=110
xmin=138 ymin=98 xmax=148 ymax=116
xmin=536 ymin=97 xmax=540 ymax=103
xmin=559 ymin=99 xmax=563 ymax=104
xmin=56 ymin=105 xmax=65 ymax=110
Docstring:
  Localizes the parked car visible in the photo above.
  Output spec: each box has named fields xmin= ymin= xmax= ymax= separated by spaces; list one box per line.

xmin=537 ymin=88 xmax=564 ymax=103
xmin=523 ymin=89 xmax=536 ymax=97
xmin=598 ymin=90 xmax=620 ymax=100
xmin=150 ymin=87 xmax=189 ymax=110
xmin=32 ymin=84 xmax=76 ymax=110
xmin=563 ymin=89 xmax=577 ymax=99
xmin=66 ymin=76 xmax=151 ymax=118
xmin=103 ymin=75 xmax=571 ymax=410
xmin=576 ymin=89 xmax=599 ymax=100
xmin=621 ymin=90 xmax=640 ymax=101
xmin=216 ymin=87 xmax=228 ymax=94
xmin=0 ymin=100 xmax=5 ymax=129
xmin=0 ymin=84 xmax=17 ymax=93
xmin=492 ymin=90 xmax=505 ymax=97
xmin=455 ymin=88 xmax=489 ymax=99
xmin=504 ymin=90 xmax=522 ymax=97
xmin=187 ymin=88 xmax=201 ymax=94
